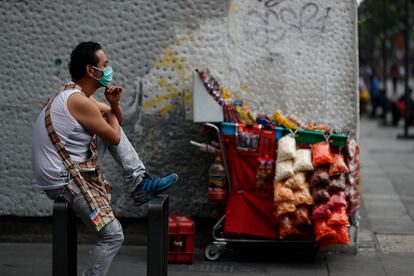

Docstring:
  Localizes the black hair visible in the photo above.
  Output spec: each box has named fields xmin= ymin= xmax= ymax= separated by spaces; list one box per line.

xmin=69 ymin=41 xmax=102 ymax=81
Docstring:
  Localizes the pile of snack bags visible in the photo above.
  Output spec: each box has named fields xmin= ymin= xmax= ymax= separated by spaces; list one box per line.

xmin=197 ymin=69 xmax=361 ymax=250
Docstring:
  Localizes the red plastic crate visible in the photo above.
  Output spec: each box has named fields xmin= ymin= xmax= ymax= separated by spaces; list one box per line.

xmin=168 ymin=214 xmax=195 ymax=264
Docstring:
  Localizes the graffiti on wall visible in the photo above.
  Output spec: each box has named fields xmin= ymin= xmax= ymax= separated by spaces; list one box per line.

xmin=243 ymin=1 xmax=333 ymax=49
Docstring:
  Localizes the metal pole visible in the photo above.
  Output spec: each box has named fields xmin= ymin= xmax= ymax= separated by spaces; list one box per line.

xmin=398 ymin=0 xmax=414 ymax=139
xmin=147 ymin=195 xmax=169 ymax=276
xmin=53 ymin=198 xmax=77 ymax=276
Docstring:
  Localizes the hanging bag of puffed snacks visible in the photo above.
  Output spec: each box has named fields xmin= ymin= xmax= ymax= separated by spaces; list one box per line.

xmin=277 ymin=135 xmax=296 ymax=162
xmin=293 ymin=188 xmax=314 ymax=206
xmin=329 ymin=154 xmax=349 ymax=176
xmin=273 ymin=181 xmax=295 ymax=202
xmin=284 ymin=172 xmax=307 ymax=190
xmin=327 ymin=191 xmax=347 ymax=209
xmin=293 ymin=149 xmax=313 ymax=172
xmin=311 ymin=142 xmax=333 ymax=166
xmin=310 ymin=166 xmax=330 ymax=187
xmin=292 ymin=206 xmax=312 ymax=225
xmin=312 ymin=204 xmax=331 ymax=220
xmin=275 ymin=160 xmax=294 ymax=181
xmin=278 ymin=215 xmax=300 ymax=239
xmin=274 ymin=202 xmax=297 ymax=217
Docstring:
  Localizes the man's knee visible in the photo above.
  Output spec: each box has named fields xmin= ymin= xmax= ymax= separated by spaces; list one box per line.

xmin=100 ymin=219 xmax=124 ymax=247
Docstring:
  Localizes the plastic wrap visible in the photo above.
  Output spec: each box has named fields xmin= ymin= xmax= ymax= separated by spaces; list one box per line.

xmin=284 ymin=172 xmax=307 ymax=190
xmin=327 ymin=208 xmax=349 ymax=227
xmin=329 ymin=154 xmax=349 ymax=176
xmin=292 ymin=206 xmax=311 ymax=225
xmin=273 ymin=181 xmax=295 ymax=202
xmin=293 ymin=149 xmax=313 ymax=172
xmin=275 ymin=202 xmax=296 ymax=217
xmin=293 ymin=187 xmax=313 ymax=206
xmin=275 ymin=160 xmax=294 ymax=181
xmin=277 ymin=135 xmax=296 ymax=162
xmin=314 ymin=220 xmax=336 ymax=241
xmin=312 ymin=187 xmax=331 ymax=204
xmin=312 ymin=204 xmax=331 ymax=220
xmin=327 ymin=174 xmax=346 ymax=194
xmin=310 ymin=166 xmax=330 ymax=187
xmin=312 ymin=142 xmax=333 ymax=166
xmin=278 ymin=215 xmax=300 ymax=239
xmin=327 ymin=191 xmax=347 ymax=209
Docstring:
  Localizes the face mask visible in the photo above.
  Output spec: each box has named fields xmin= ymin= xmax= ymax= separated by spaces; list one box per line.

xmin=92 ymin=65 xmax=113 ymax=87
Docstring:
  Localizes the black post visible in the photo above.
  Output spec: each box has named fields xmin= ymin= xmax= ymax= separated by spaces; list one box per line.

xmin=147 ymin=195 xmax=169 ymax=276
xmin=398 ymin=0 xmax=414 ymax=139
xmin=53 ymin=198 xmax=78 ymax=276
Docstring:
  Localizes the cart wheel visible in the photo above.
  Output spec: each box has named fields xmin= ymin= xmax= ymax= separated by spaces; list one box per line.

xmin=204 ymin=244 xmax=222 ymax=261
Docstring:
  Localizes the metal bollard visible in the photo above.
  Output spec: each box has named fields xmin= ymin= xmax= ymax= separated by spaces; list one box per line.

xmin=147 ymin=195 xmax=169 ymax=276
xmin=53 ymin=197 xmax=78 ymax=276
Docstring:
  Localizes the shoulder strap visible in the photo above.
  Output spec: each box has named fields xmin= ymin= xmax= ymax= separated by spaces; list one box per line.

xmin=44 ymin=82 xmax=83 ymax=178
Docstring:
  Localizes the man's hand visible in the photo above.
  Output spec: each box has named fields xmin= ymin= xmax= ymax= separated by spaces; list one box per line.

xmin=105 ymin=85 xmax=123 ymax=107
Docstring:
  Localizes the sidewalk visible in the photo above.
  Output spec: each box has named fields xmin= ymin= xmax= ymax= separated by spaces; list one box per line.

xmin=1 ymin=117 xmax=414 ymax=275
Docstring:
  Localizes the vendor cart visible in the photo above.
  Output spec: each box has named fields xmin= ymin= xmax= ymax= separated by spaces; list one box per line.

xmin=192 ymin=72 xmax=360 ymax=261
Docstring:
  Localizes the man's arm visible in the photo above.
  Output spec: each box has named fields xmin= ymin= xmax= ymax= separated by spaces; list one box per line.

xmin=68 ymin=93 xmax=121 ymax=145
xmin=90 ymin=94 xmax=124 ymax=125
xmin=104 ymin=85 xmax=124 ymax=125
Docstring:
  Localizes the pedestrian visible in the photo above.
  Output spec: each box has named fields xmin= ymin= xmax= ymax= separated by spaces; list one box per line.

xmin=31 ymin=41 xmax=178 ymax=276
xmin=368 ymin=73 xmax=381 ymax=118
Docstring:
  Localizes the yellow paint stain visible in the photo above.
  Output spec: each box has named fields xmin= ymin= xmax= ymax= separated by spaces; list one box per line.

xmin=174 ymin=34 xmax=194 ymax=46
xmin=229 ymin=1 xmax=241 ymax=15
xmin=184 ymin=90 xmax=192 ymax=107
xmin=158 ymin=104 xmax=174 ymax=116
xmin=154 ymin=50 xmax=186 ymax=81
xmin=240 ymin=83 xmax=249 ymax=92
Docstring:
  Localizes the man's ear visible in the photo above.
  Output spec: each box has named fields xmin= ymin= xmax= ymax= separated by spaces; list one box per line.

xmin=86 ymin=64 xmax=95 ymax=78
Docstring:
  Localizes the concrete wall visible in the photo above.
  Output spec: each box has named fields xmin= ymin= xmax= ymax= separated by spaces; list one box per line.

xmin=0 ymin=0 xmax=358 ymax=217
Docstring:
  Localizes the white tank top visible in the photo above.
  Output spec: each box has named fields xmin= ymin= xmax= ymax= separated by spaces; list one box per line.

xmin=31 ymin=85 xmax=93 ymax=190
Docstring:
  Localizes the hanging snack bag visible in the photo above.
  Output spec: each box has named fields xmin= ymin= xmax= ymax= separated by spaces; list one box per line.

xmin=327 ymin=208 xmax=349 ymax=227
xmin=293 ymin=149 xmax=314 ymax=172
xmin=277 ymin=135 xmax=296 ymax=162
xmin=327 ymin=191 xmax=347 ymax=209
xmin=292 ymin=206 xmax=311 ymax=225
xmin=278 ymin=215 xmax=300 ymax=239
xmin=275 ymin=202 xmax=296 ymax=217
xmin=315 ymin=220 xmax=337 ymax=241
xmin=275 ymin=160 xmax=294 ymax=181
xmin=273 ymin=181 xmax=295 ymax=202
xmin=285 ymin=172 xmax=307 ymax=190
xmin=293 ymin=186 xmax=313 ymax=206
xmin=329 ymin=154 xmax=349 ymax=176
xmin=327 ymin=174 xmax=346 ymax=194
xmin=310 ymin=166 xmax=330 ymax=187
xmin=236 ymin=124 xmax=260 ymax=152
xmin=312 ymin=204 xmax=331 ymax=220
xmin=312 ymin=187 xmax=331 ymax=204
xmin=311 ymin=142 xmax=333 ymax=166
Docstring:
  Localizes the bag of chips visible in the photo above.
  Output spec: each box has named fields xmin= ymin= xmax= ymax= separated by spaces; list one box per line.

xmin=314 ymin=220 xmax=336 ymax=241
xmin=310 ymin=166 xmax=330 ymax=187
xmin=327 ymin=208 xmax=349 ymax=227
xmin=284 ymin=172 xmax=307 ymax=190
xmin=327 ymin=191 xmax=347 ymax=209
xmin=292 ymin=206 xmax=311 ymax=225
xmin=275 ymin=202 xmax=296 ymax=217
xmin=329 ymin=154 xmax=349 ymax=176
xmin=275 ymin=160 xmax=294 ymax=181
xmin=327 ymin=174 xmax=346 ymax=194
xmin=293 ymin=149 xmax=313 ymax=172
xmin=278 ymin=215 xmax=300 ymax=239
xmin=312 ymin=142 xmax=333 ymax=166
xmin=312 ymin=204 xmax=331 ymax=220
xmin=293 ymin=187 xmax=313 ymax=206
xmin=273 ymin=181 xmax=295 ymax=202
xmin=277 ymin=135 xmax=296 ymax=162
xmin=312 ymin=187 xmax=330 ymax=203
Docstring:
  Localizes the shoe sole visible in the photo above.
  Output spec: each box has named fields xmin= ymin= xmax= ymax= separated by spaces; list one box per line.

xmin=133 ymin=175 xmax=178 ymax=206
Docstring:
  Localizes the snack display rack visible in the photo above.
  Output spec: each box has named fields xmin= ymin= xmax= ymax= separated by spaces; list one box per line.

xmin=191 ymin=72 xmax=360 ymax=261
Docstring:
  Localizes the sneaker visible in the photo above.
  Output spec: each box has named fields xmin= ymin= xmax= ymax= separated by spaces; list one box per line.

xmin=130 ymin=173 xmax=178 ymax=206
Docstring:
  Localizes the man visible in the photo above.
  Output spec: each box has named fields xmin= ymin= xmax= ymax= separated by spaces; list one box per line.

xmin=31 ymin=41 xmax=177 ymax=276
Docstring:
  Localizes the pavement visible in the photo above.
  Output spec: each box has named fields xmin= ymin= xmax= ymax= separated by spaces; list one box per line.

xmin=2 ymin=116 xmax=414 ymax=275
